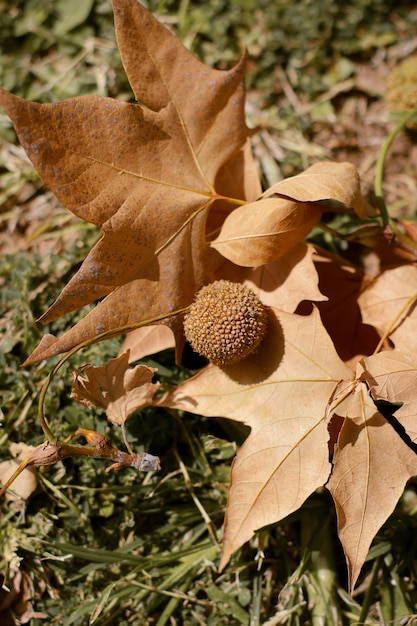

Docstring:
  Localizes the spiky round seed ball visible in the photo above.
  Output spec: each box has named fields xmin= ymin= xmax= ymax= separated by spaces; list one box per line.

xmin=184 ymin=280 xmax=268 ymax=365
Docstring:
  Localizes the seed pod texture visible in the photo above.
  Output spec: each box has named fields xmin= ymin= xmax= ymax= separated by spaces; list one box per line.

xmin=184 ymin=280 xmax=268 ymax=365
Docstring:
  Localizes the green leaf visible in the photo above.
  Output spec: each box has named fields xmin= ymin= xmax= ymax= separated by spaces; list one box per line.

xmin=55 ymin=0 xmax=95 ymax=36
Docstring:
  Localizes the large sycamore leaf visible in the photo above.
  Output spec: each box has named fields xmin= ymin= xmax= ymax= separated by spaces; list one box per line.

xmin=158 ymin=307 xmax=353 ymax=569
xmin=0 ymin=0 xmax=256 ymax=365
xmin=327 ymin=373 xmax=417 ymax=591
xmin=211 ymin=162 xmax=366 ymax=266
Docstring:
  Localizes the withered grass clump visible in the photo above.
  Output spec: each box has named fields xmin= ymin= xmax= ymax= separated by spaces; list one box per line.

xmin=184 ymin=280 xmax=268 ymax=365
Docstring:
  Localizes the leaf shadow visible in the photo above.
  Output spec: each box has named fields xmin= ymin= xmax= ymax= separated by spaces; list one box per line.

xmin=338 ymin=410 xmax=386 ymax=449
xmin=298 ymin=256 xmax=381 ymax=363
xmin=214 ymin=242 xmax=309 ymax=296
xmin=220 ymin=308 xmax=285 ymax=384
xmin=255 ymin=244 xmax=311 ymax=295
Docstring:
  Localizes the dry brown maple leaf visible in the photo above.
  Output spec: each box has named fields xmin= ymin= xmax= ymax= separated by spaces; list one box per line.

xmin=158 ymin=306 xmax=354 ymax=570
xmin=4 ymin=0 xmax=399 ymax=592
xmin=1 ymin=0 xmax=369 ymax=368
xmin=327 ymin=369 xmax=417 ymax=591
xmin=71 ymin=351 xmax=158 ymax=426
xmin=157 ymin=292 xmax=417 ymax=586
xmin=211 ymin=161 xmax=366 ymax=266
xmin=0 ymin=0 xmax=258 ymax=366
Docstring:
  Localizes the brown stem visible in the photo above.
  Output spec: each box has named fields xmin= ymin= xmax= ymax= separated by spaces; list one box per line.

xmin=0 ymin=430 xmax=160 ymax=497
